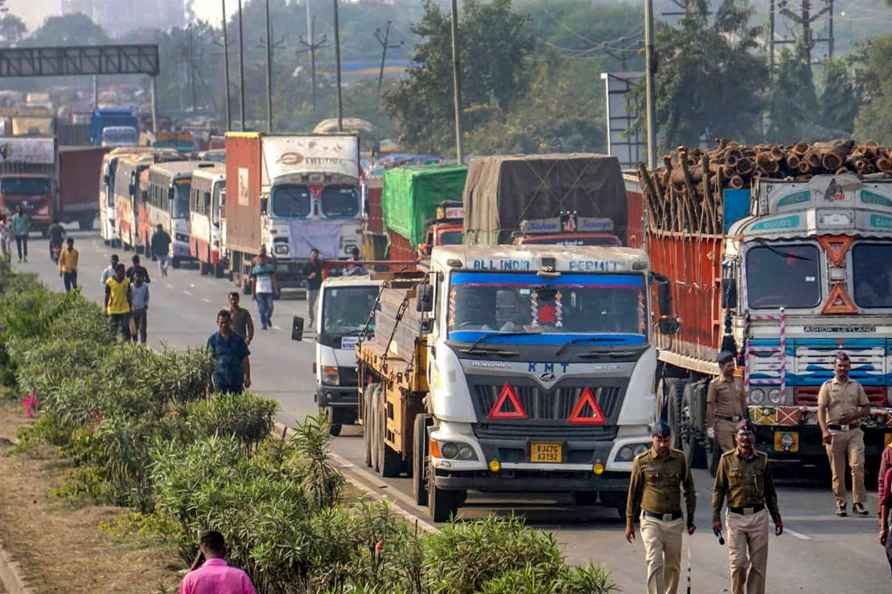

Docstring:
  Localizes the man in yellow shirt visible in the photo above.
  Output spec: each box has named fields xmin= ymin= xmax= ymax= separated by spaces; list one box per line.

xmin=58 ymin=237 xmax=79 ymax=292
xmin=105 ymin=263 xmax=131 ymax=340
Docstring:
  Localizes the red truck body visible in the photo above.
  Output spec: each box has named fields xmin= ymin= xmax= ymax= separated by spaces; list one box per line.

xmin=223 ymin=133 xmax=263 ymax=258
xmin=0 ymin=137 xmax=56 ymax=234
xmin=58 ymin=146 xmax=109 ymax=230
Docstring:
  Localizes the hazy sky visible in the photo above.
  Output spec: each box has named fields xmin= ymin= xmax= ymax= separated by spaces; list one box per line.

xmin=9 ymin=0 xmax=230 ymax=30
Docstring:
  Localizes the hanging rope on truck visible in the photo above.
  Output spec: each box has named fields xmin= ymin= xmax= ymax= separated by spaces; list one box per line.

xmin=382 ymin=294 xmax=411 ymax=375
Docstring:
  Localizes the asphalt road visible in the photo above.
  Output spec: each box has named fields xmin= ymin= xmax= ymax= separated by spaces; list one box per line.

xmin=16 ymin=231 xmax=892 ymax=593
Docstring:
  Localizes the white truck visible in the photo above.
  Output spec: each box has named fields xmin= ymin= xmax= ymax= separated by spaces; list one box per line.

xmin=356 ymin=244 xmax=678 ymax=521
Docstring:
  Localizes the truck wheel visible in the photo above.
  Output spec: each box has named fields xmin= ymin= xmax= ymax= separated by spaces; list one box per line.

xmin=600 ymin=493 xmax=626 ymax=520
xmin=663 ymin=378 xmax=686 ymax=450
xmin=428 ymin=471 xmax=460 ymax=522
xmin=413 ymin=414 xmax=429 ymax=506
xmin=682 ymin=383 xmax=707 ymax=469
xmin=214 ymin=261 xmax=225 ymax=278
xmin=321 ymin=406 xmax=342 ymax=436
xmin=572 ymin=491 xmax=597 ymax=506
xmin=378 ymin=392 xmax=401 ymax=478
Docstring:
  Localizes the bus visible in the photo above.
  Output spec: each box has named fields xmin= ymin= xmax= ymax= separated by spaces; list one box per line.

xmin=189 ymin=163 xmax=226 ymax=276
xmin=99 ymin=147 xmax=155 ymax=246
xmin=145 ymin=160 xmax=210 ymax=267
xmin=113 ymin=155 xmax=153 ymax=251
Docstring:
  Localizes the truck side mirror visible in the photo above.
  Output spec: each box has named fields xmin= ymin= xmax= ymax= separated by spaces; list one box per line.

xmin=658 ymin=317 xmax=680 ymax=335
xmin=260 ymin=196 xmax=268 ymax=214
xmin=721 ymin=278 xmax=738 ymax=309
xmin=291 ymin=316 xmax=304 ymax=341
xmin=651 ymin=272 xmax=673 ymax=315
xmin=416 ymin=284 xmax=434 ymax=312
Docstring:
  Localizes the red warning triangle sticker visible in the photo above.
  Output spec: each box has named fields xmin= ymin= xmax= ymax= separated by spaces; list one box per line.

xmin=821 ymin=282 xmax=857 ymax=315
xmin=488 ymin=384 xmax=527 ymax=419
xmin=568 ymin=387 xmax=607 ymax=425
xmin=817 ymin=235 xmax=853 ymax=267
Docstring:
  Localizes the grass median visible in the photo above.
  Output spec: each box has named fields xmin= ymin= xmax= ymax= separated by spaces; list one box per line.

xmin=0 ymin=263 xmax=618 ymax=594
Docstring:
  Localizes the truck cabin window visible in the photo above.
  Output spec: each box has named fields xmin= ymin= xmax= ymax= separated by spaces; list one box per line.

xmin=272 ymin=185 xmax=311 ymax=217
xmin=746 ymin=244 xmax=820 ymax=309
xmin=321 ymin=186 xmax=359 ymax=218
xmin=1 ymin=178 xmax=50 ymax=195
xmin=448 ymin=272 xmax=646 ymax=336
xmin=172 ymin=179 xmax=190 ymax=219
xmin=853 ymin=243 xmax=892 ymax=308
xmin=321 ymin=286 xmax=379 ymax=338
xmin=438 ymin=230 xmax=464 ymax=246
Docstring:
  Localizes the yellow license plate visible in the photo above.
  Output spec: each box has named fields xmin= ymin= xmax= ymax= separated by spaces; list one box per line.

xmin=774 ymin=431 xmax=799 ymax=453
xmin=530 ymin=442 xmax=563 ymax=463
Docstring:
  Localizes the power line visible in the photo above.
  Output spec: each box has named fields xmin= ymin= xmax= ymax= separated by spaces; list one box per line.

xmin=374 ymin=21 xmax=403 ymax=95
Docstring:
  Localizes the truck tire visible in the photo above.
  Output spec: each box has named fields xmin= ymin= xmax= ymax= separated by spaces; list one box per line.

xmin=321 ymin=406 xmax=342 ymax=437
xmin=378 ymin=391 xmax=402 ymax=478
xmin=428 ymin=471 xmax=460 ymax=522
xmin=663 ymin=378 xmax=686 ymax=450
xmin=682 ymin=383 xmax=707 ymax=469
xmin=413 ymin=414 xmax=429 ymax=506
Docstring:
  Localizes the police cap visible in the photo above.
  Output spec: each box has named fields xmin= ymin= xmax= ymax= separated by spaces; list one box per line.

xmin=651 ymin=420 xmax=672 ymax=437
xmin=736 ymin=419 xmax=755 ymax=434
xmin=718 ymin=351 xmax=735 ymax=365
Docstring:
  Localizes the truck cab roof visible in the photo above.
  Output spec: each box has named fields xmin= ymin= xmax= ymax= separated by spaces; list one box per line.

xmin=430 ymin=244 xmax=649 ymax=274
xmin=321 ymin=275 xmax=383 ymax=290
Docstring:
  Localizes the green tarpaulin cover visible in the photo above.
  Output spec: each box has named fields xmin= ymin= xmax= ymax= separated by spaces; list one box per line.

xmin=382 ymin=164 xmax=468 ymax=247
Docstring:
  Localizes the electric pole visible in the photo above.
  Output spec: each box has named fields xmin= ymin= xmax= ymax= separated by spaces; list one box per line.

xmin=333 ymin=0 xmax=344 ymax=132
xmin=299 ymin=26 xmax=328 ymax=114
xmin=449 ymin=0 xmax=464 ymax=163
xmin=374 ymin=21 xmax=403 ymax=95
xmin=237 ymin=0 xmax=246 ymax=131
xmin=221 ymin=0 xmax=232 ymax=129
xmin=772 ymin=0 xmax=835 ymax=65
xmin=644 ymin=0 xmax=657 ymax=170
xmin=264 ymin=0 xmax=273 ymax=133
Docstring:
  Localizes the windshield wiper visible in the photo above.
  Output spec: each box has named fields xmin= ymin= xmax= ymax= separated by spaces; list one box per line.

xmin=459 ymin=331 xmax=539 ymax=355
xmin=755 ymin=241 xmax=813 ymax=262
xmin=555 ymin=336 xmax=631 ymax=357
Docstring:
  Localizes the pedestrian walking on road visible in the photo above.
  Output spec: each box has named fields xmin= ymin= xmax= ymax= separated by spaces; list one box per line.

xmin=47 ymin=219 xmax=65 ymax=262
xmin=129 ymin=271 xmax=149 ymax=344
xmin=151 ymin=223 xmax=172 ymax=277
xmin=101 ymin=254 xmax=120 ymax=287
xmin=180 ymin=530 xmax=257 ymax=594
xmin=817 ymin=351 xmax=871 ymax=517
xmin=11 ymin=206 xmax=30 ymax=262
xmin=251 ymin=247 xmax=277 ymax=330
xmin=303 ymin=248 xmax=323 ymax=330
xmin=105 ymin=263 xmax=131 ymax=341
xmin=126 ymin=254 xmax=151 ymax=284
xmin=879 ymin=458 xmax=892 ymax=576
xmin=0 ymin=214 xmax=11 ymax=261
xmin=207 ymin=309 xmax=251 ymax=394
xmin=707 ymin=351 xmax=748 ymax=452
xmin=58 ymin=237 xmax=79 ymax=292
xmin=625 ymin=420 xmax=697 ymax=594
xmin=228 ymin=292 xmax=254 ymax=345
xmin=712 ymin=420 xmax=783 ymax=594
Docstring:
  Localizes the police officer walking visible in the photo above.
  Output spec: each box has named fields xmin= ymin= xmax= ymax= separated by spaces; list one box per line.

xmin=817 ymin=351 xmax=871 ymax=517
xmin=707 ymin=351 xmax=748 ymax=452
xmin=625 ymin=421 xmax=696 ymax=594
xmin=712 ymin=420 xmax=783 ymax=594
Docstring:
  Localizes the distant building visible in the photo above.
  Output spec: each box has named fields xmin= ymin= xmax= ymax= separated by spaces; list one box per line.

xmin=61 ymin=0 xmax=186 ymax=35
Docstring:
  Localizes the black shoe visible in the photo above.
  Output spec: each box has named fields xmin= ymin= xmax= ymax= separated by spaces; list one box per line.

xmin=853 ymin=503 xmax=869 ymax=516
xmin=835 ymin=503 xmax=847 ymax=517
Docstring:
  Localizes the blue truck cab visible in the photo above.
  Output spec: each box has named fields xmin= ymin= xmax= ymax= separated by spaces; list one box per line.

xmin=89 ymin=108 xmax=139 ymax=146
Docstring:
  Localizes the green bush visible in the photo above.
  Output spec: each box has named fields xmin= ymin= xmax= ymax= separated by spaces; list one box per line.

xmin=291 ymin=413 xmax=345 ymax=510
xmin=184 ymin=392 xmax=277 ymax=450
xmin=553 ymin=564 xmax=619 ymax=594
xmin=479 ymin=565 xmax=560 ymax=594
xmin=422 ymin=516 xmax=563 ymax=594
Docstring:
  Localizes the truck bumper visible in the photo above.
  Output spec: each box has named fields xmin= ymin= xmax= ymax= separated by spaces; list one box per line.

xmin=753 ymin=424 xmax=890 ymax=463
xmin=433 ymin=469 xmax=628 ymax=494
xmin=275 ymin=260 xmax=307 ymax=289
xmin=315 ymin=385 xmax=357 ymax=408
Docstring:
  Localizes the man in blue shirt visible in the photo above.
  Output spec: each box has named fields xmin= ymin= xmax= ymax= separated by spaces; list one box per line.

xmin=207 ymin=309 xmax=252 ymax=394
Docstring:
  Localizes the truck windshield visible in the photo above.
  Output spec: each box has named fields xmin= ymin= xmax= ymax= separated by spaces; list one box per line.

xmin=853 ymin=243 xmax=892 ymax=308
xmin=447 ymin=272 xmax=647 ymax=345
xmin=101 ymin=127 xmax=138 ymax=147
xmin=439 ymin=230 xmax=464 ymax=245
xmin=272 ymin=184 xmax=311 ymax=217
xmin=746 ymin=244 xmax=820 ymax=309
xmin=321 ymin=186 xmax=359 ymax=218
xmin=321 ymin=285 xmax=379 ymax=338
xmin=172 ymin=180 xmax=190 ymax=219
xmin=1 ymin=178 xmax=50 ymax=195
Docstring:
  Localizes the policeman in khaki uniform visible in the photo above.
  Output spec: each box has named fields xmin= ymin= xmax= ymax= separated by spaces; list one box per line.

xmin=707 ymin=351 xmax=748 ymax=452
xmin=817 ymin=351 xmax=871 ymax=517
xmin=625 ymin=421 xmax=696 ymax=594
xmin=712 ymin=420 xmax=783 ymax=594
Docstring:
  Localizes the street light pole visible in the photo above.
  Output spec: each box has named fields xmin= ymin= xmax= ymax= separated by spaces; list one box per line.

xmin=221 ymin=0 xmax=232 ymax=130
xmin=237 ymin=0 xmax=247 ymax=131
xmin=644 ymin=0 xmax=657 ymax=170
xmin=449 ymin=0 xmax=464 ymax=163
xmin=264 ymin=0 xmax=273 ymax=133
xmin=332 ymin=0 xmax=343 ymax=132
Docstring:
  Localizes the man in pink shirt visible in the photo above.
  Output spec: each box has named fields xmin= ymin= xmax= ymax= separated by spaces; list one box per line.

xmin=180 ymin=531 xmax=257 ymax=594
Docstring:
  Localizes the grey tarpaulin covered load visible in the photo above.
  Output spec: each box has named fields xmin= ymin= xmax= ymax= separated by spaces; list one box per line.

xmin=462 ymin=153 xmax=627 ymax=245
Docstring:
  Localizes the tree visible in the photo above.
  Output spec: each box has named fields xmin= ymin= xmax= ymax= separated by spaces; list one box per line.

xmin=852 ymin=36 xmax=892 ymax=144
xmin=819 ymin=58 xmax=858 ymax=137
xmin=384 ymin=0 xmax=535 ymax=153
xmin=766 ymin=47 xmax=819 ymax=142
xmin=636 ymin=0 xmax=768 ymax=149
xmin=25 ymin=13 xmax=110 ymax=47
xmin=0 ymin=14 xmax=27 ymax=45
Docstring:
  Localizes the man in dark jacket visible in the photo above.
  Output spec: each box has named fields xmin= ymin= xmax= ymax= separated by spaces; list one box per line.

xmin=150 ymin=223 xmax=172 ymax=277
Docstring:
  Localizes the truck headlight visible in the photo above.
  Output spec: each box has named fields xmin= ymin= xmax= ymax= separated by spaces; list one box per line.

xmin=274 ymin=244 xmax=289 ymax=255
xmin=436 ymin=441 xmax=478 ymax=461
xmin=749 ymin=388 xmax=765 ymax=404
xmin=321 ymin=365 xmax=339 ymax=385
xmin=767 ymin=388 xmax=782 ymax=404
xmin=616 ymin=443 xmax=650 ymax=462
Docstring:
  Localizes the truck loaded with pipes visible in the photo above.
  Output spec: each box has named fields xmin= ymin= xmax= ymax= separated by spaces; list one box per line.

xmin=630 ymin=139 xmax=892 ymax=476
xmin=224 ymin=132 xmax=362 ymax=292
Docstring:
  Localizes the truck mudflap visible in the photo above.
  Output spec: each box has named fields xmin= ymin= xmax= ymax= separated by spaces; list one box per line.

xmin=433 ymin=469 xmax=629 ymax=494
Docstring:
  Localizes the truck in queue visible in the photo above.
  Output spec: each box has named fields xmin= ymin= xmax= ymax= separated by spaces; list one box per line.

xmin=224 ymin=132 xmax=362 ymax=293
xmin=57 ymin=145 xmax=109 ymax=231
xmin=631 ymin=142 xmax=892 ymax=477
xmin=90 ymin=108 xmax=138 ymax=146
xmin=189 ymin=163 xmax=226 ymax=276
xmin=380 ymin=164 xmax=467 ymax=261
xmin=356 ymin=244 xmax=678 ymax=522
xmin=293 ymin=275 xmax=383 ymax=436
xmin=513 ymin=213 xmax=622 ymax=247
xmin=0 ymin=137 xmax=56 ymax=235
xmin=99 ymin=147 xmax=157 ymax=246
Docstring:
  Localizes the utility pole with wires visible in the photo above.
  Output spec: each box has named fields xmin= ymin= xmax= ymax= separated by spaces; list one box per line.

xmin=770 ymin=0 xmax=835 ymax=66
xmin=237 ymin=0 xmax=247 ymax=130
xmin=221 ymin=0 xmax=232 ymax=130
xmin=264 ymin=0 xmax=273 ymax=133
xmin=299 ymin=21 xmax=328 ymax=114
xmin=449 ymin=0 xmax=464 ymax=164
xmin=644 ymin=0 xmax=656 ymax=170
xmin=333 ymin=0 xmax=344 ymax=132
xmin=374 ymin=21 xmax=404 ymax=95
